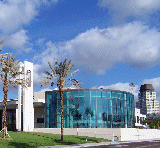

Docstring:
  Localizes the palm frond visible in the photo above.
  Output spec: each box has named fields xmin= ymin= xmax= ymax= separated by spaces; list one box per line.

xmin=69 ymin=79 xmax=84 ymax=84
xmin=54 ymin=58 xmax=59 ymax=74
xmin=48 ymin=62 xmax=57 ymax=78
xmin=69 ymin=69 xmax=79 ymax=77
xmin=70 ymin=83 xmax=84 ymax=90
xmin=63 ymin=60 xmax=74 ymax=78
xmin=39 ymin=77 xmax=52 ymax=87
xmin=44 ymin=71 xmax=53 ymax=77
xmin=0 ymin=40 xmax=3 ymax=49
xmin=64 ymin=82 xmax=70 ymax=88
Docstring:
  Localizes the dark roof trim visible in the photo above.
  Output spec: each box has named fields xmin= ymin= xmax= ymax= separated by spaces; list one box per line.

xmin=45 ymin=88 xmax=134 ymax=95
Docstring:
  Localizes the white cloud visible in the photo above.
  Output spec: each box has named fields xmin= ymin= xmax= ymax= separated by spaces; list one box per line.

xmin=5 ymin=29 xmax=32 ymax=53
xmin=0 ymin=0 xmax=59 ymax=33
xmin=33 ymin=22 xmax=160 ymax=76
xmin=98 ymin=83 xmax=139 ymax=102
xmin=40 ymin=88 xmax=52 ymax=92
xmin=64 ymin=22 xmax=160 ymax=73
xmin=98 ymin=0 xmax=160 ymax=23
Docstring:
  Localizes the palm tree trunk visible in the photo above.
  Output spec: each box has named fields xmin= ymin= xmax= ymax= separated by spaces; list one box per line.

xmin=60 ymin=87 xmax=64 ymax=141
xmin=58 ymin=77 xmax=65 ymax=142
xmin=2 ymin=73 xmax=8 ymax=138
xmin=3 ymin=91 xmax=7 ymax=138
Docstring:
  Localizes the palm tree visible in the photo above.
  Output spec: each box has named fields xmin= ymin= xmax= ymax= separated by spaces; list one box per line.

xmin=40 ymin=58 xmax=83 ymax=142
xmin=0 ymin=53 xmax=29 ymax=138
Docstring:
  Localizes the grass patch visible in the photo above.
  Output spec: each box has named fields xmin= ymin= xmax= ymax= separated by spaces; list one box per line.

xmin=0 ymin=131 xmax=111 ymax=148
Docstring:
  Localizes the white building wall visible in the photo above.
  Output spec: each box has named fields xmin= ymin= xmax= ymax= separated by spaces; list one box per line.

xmin=135 ymin=108 xmax=146 ymax=127
xmin=17 ymin=62 xmax=24 ymax=131
xmin=23 ymin=61 xmax=34 ymax=132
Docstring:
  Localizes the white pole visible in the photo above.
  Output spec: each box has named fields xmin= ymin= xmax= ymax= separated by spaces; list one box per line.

xmin=113 ymin=133 xmax=114 ymax=141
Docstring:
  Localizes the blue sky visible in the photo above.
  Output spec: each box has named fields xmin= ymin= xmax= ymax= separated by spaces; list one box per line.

xmin=0 ymin=0 xmax=160 ymax=104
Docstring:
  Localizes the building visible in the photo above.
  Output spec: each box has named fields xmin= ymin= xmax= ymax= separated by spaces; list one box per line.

xmin=0 ymin=89 xmax=135 ymax=131
xmin=135 ymin=108 xmax=146 ymax=128
xmin=136 ymin=84 xmax=159 ymax=115
xmin=45 ymin=89 xmax=135 ymax=128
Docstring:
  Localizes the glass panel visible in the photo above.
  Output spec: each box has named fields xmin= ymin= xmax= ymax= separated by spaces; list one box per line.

xmin=102 ymin=91 xmax=107 ymax=98
xmin=85 ymin=98 xmax=90 ymax=106
xmin=97 ymin=98 xmax=102 ymax=106
xmin=108 ymin=106 xmax=112 ymax=114
xmin=85 ymin=90 xmax=90 ymax=98
xmin=108 ymin=99 xmax=112 ymax=106
xmin=107 ymin=91 xmax=111 ymax=98
xmin=79 ymin=98 xmax=85 ymax=106
xmin=117 ymin=98 xmax=120 ymax=107
xmin=73 ymin=91 xmax=79 ymax=98
xmin=79 ymin=90 xmax=84 ymax=97
xmin=102 ymin=99 xmax=107 ymax=107
xmin=102 ymin=112 xmax=107 ymax=122
xmin=97 ymin=106 xmax=102 ymax=120
xmin=112 ymin=99 xmax=116 ymax=106
xmin=97 ymin=91 xmax=101 ymax=98
xmin=111 ymin=91 xmax=116 ymax=98
xmin=113 ymin=107 xmax=117 ymax=114
xmin=63 ymin=91 xmax=68 ymax=99
xmin=108 ymin=115 xmax=112 ymax=122
xmin=57 ymin=92 xmax=60 ymax=99
xmin=91 ymin=91 xmax=97 ymax=97
xmin=117 ymin=106 xmax=121 ymax=114
xmin=91 ymin=98 xmax=96 ymax=107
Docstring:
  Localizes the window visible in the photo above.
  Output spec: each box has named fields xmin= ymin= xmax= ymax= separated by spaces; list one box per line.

xmin=37 ymin=118 xmax=44 ymax=123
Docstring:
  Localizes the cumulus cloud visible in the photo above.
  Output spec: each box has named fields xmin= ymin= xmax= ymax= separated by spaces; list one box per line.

xmin=98 ymin=0 xmax=160 ymax=23
xmin=97 ymin=83 xmax=139 ymax=102
xmin=64 ymin=22 xmax=160 ymax=73
xmin=33 ymin=22 xmax=160 ymax=77
xmin=0 ymin=0 xmax=59 ymax=33
xmin=5 ymin=29 xmax=32 ymax=53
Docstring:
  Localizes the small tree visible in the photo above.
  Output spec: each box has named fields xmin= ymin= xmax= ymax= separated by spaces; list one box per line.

xmin=0 ymin=53 xmax=29 ymax=138
xmin=40 ymin=58 xmax=83 ymax=142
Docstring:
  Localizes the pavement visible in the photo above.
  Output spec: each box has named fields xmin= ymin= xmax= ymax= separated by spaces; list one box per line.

xmin=35 ymin=138 xmax=160 ymax=148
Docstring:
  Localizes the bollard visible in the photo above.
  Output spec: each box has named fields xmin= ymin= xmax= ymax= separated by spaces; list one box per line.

xmin=113 ymin=134 xmax=114 ymax=142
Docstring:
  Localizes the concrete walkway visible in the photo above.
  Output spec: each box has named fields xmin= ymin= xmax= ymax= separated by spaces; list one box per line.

xmin=34 ymin=138 xmax=160 ymax=148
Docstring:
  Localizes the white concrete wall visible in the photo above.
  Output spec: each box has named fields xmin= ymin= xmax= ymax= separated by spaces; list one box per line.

xmin=33 ymin=128 xmax=121 ymax=141
xmin=121 ymin=128 xmax=160 ymax=141
xmin=17 ymin=62 xmax=23 ymax=131
xmin=34 ymin=91 xmax=45 ymax=103
xmin=23 ymin=61 xmax=34 ymax=132
xmin=33 ymin=128 xmax=160 ymax=141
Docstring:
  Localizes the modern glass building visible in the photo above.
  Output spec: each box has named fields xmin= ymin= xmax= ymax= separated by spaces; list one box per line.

xmin=45 ymin=89 xmax=135 ymax=128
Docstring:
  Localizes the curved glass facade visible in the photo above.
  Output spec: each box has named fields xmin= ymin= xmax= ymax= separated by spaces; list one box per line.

xmin=45 ymin=89 xmax=135 ymax=128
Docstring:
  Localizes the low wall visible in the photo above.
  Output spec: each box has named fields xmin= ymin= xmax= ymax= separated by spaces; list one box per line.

xmin=33 ymin=128 xmax=160 ymax=141
xmin=33 ymin=128 xmax=121 ymax=141
xmin=121 ymin=128 xmax=160 ymax=141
